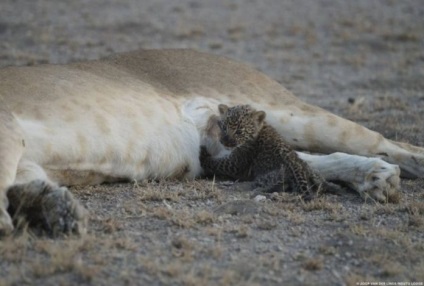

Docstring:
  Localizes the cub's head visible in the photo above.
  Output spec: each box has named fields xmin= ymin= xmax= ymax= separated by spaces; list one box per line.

xmin=217 ymin=104 xmax=266 ymax=148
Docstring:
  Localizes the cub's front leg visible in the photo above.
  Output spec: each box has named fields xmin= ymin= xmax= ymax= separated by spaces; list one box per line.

xmin=199 ymin=146 xmax=252 ymax=180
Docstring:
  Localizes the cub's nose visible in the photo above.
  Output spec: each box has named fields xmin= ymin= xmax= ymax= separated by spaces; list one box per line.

xmin=220 ymin=135 xmax=236 ymax=147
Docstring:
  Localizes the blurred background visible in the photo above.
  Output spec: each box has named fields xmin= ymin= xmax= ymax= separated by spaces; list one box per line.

xmin=1 ymin=0 xmax=423 ymax=138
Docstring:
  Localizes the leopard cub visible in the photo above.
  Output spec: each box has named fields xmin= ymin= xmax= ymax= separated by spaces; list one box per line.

xmin=200 ymin=104 xmax=340 ymax=199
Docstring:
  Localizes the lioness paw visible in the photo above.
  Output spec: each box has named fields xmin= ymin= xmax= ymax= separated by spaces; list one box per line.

xmin=7 ymin=180 xmax=87 ymax=236
xmin=38 ymin=185 xmax=87 ymax=236
xmin=354 ymin=161 xmax=401 ymax=203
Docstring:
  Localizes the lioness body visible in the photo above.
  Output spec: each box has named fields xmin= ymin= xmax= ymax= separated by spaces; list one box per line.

xmin=0 ymin=49 xmax=423 ymax=234
xmin=1 ymin=50 xmax=307 ymax=186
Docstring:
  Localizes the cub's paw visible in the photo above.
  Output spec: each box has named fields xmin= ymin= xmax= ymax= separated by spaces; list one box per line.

xmin=199 ymin=145 xmax=211 ymax=160
xmin=7 ymin=180 xmax=88 ymax=236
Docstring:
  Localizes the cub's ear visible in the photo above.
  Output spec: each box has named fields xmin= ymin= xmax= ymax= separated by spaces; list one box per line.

xmin=254 ymin=110 xmax=266 ymax=124
xmin=218 ymin=104 xmax=229 ymax=115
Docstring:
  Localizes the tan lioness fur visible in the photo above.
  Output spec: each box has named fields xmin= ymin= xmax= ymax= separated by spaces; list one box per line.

xmin=0 ymin=49 xmax=422 ymax=235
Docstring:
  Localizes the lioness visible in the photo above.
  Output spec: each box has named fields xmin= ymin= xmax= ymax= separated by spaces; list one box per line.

xmin=1 ymin=49 xmax=422 ymax=235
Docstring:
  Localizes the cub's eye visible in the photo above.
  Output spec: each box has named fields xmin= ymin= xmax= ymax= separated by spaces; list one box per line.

xmin=235 ymin=130 xmax=242 ymax=135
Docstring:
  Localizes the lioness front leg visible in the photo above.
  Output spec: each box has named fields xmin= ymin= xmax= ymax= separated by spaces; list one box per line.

xmin=6 ymin=160 xmax=88 ymax=236
xmin=0 ymin=106 xmax=25 ymax=235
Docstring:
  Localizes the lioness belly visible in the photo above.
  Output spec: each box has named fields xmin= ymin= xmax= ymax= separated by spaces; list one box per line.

xmin=14 ymin=87 xmax=202 ymax=185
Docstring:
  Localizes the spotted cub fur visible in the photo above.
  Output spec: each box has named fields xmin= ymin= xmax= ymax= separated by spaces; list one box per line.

xmin=200 ymin=104 xmax=339 ymax=198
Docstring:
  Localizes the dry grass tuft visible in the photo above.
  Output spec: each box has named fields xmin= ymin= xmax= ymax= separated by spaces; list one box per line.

xmin=380 ymin=261 xmax=403 ymax=277
xmin=302 ymin=258 xmax=323 ymax=271
xmin=161 ymin=261 xmax=184 ymax=278
xmin=208 ymin=245 xmax=223 ymax=259
xmin=407 ymin=201 xmax=424 ymax=215
xmin=114 ymin=237 xmax=137 ymax=250
xmin=269 ymin=192 xmax=299 ymax=204
xmin=31 ymin=238 xmax=98 ymax=281
xmin=350 ymin=224 xmax=368 ymax=236
xmin=373 ymin=228 xmax=413 ymax=249
xmin=318 ymin=245 xmax=336 ymax=256
xmin=256 ymin=219 xmax=277 ymax=230
xmin=205 ymin=226 xmax=223 ymax=239
xmin=169 ymin=210 xmax=196 ymax=229
xmin=388 ymin=191 xmax=401 ymax=204
xmin=359 ymin=209 xmax=371 ymax=220
xmin=138 ymin=256 xmax=160 ymax=275
xmin=368 ymin=254 xmax=405 ymax=277
xmin=344 ymin=273 xmax=376 ymax=286
xmin=229 ymin=224 xmax=251 ymax=238
xmin=262 ymin=203 xmax=282 ymax=216
xmin=151 ymin=206 xmax=216 ymax=228
xmin=374 ymin=204 xmax=396 ymax=215
xmin=101 ymin=217 xmax=123 ymax=233
xmin=279 ymin=208 xmax=305 ymax=224
xmin=137 ymin=184 xmax=184 ymax=202
xmin=259 ymin=253 xmax=281 ymax=271
xmin=171 ymin=235 xmax=195 ymax=261
xmin=302 ymin=198 xmax=341 ymax=213
xmin=218 ymin=270 xmax=238 ymax=286
xmin=171 ymin=235 xmax=193 ymax=251
xmin=0 ymin=229 xmax=31 ymax=262
xmin=195 ymin=210 xmax=215 ymax=225
xmin=186 ymin=180 xmax=224 ymax=202
xmin=408 ymin=214 xmax=423 ymax=228
xmin=151 ymin=206 xmax=173 ymax=220
xmin=381 ymin=32 xmax=420 ymax=42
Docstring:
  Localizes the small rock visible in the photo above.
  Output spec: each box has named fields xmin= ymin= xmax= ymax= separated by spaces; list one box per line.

xmin=253 ymin=195 xmax=267 ymax=202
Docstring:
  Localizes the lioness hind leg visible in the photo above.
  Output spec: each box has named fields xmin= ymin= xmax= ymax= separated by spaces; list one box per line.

xmin=265 ymin=103 xmax=424 ymax=178
xmin=7 ymin=180 xmax=87 ymax=236
xmin=0 ymin=106 xmax=25 ymax=235
xmin=298 ymin=152 xmax=401 ymax=203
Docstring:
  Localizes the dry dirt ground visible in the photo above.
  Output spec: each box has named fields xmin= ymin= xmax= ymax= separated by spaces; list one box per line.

xmin=0 ymin=0 xmax=423 ymax=285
